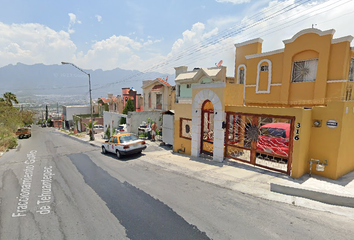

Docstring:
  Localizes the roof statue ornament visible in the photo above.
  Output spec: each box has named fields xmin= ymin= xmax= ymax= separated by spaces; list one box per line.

xmin=216 ymin=60 xmax=223 ymax=67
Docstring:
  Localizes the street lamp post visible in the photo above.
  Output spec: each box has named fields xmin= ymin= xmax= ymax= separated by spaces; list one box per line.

xmin=61 ymin=62 xmax=95 ymax=141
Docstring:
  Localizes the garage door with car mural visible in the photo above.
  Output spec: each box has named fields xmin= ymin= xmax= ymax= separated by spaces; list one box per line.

xmin=225 ymin=112 xmax=295 ymax=175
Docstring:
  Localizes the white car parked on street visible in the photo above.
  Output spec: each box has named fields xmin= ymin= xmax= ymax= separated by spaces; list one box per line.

xmin=101 ymin=133 xmax=147 ymax=159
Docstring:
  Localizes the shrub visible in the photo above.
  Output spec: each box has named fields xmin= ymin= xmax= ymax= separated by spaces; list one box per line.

xmin=0 ymin=136 xmax=17 ymax=151
xmin=105 ymin=127 xmax=111 ymax=139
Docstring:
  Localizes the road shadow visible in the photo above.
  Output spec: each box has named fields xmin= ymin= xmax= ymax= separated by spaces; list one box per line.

xmin=100 ymin=151 xmax=146 ymax=161
xmin=144 ymin=140 xmax=173 ymax=152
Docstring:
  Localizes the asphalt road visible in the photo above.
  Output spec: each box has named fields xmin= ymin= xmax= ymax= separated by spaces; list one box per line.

xmin=0 ymin=126 xmax=354 ymax=240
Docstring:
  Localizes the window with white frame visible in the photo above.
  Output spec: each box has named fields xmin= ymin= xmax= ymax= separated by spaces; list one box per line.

xmin=256 ymin=59 xmax=272 ymax=93
xmin=156 ymin=94 xmax=162 ymax=109
xmin=349 ymin=58 xmax=354 ymax=81
xmin=291 ymin=59 xmax=318 ymax=82
xmin=237 ymin=64 xmax=246 ymax=84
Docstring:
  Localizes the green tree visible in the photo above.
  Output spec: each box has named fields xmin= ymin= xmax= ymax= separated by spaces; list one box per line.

xmin=105 ymin=127 xmax=111 ymax=139
xmin=20 ymin=110 xmax=35 ymax=126
xmin=3 ymin=92 xmax=19 ymax=107
xmin=120 ymin=98 xmax=135 ymax=124
xmin=46 ymin=117 xmax=53 ymax=127
xmin=83 ymin=120 xmax=97 ymax=140
xmin=83 ymin=120 xmax=97 ymax=131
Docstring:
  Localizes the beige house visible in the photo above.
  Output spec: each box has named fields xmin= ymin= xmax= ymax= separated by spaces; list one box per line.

xmin=142 ymin=78 xmax=172 ymax=111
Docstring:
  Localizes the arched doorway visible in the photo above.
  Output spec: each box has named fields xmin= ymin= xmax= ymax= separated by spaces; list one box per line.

xmin=201 ymin=100 xmax=214 ymax=156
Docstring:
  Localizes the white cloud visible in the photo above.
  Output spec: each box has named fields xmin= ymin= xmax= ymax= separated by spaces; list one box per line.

xmin=1 ymin=0 xmax=354 ymax=78
xmin=68 ymin=13 xmax=77 ymax=24
xmin=68 ymin=13 xmax=80 ymax=34
xmin=216 ymin=0 xmax=251 ymax=4
xmin=0 ymin=22 xmax=76 ymax=67
xmin=95 ymin=15 xmax=102 ymax=22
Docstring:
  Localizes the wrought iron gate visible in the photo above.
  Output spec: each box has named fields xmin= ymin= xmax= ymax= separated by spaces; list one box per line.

xmin=201 ymin=100 xmax=214 ymax=156
xmin=225 ymin=112 xmax=294 ymax=175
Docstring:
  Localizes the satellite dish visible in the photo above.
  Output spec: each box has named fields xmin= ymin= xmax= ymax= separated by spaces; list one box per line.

xmin=217 ymin=60 xmax=223 ymax=67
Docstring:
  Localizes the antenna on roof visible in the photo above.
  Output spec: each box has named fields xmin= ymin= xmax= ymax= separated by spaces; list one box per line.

xmin=216 ymin=60 xmax=223 ymax=67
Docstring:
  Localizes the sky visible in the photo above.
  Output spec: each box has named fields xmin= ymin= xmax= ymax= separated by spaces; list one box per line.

xmin=1 ymin=0 xmax=354 ymax=77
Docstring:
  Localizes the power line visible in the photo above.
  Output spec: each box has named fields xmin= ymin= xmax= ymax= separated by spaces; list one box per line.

xmin=92 ymin=0 xmax=350 ymax=91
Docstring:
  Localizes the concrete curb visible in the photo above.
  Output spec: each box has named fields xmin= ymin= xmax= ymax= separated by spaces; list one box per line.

xmin=60 ymin=131 xmax=101 ymax=148
xmin=270 ymin=183 xmax=354 ymax=208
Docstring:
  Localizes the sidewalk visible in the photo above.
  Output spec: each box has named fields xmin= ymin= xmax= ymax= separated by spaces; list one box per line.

xmin=71 ymin=131 xmax=354 ymax=219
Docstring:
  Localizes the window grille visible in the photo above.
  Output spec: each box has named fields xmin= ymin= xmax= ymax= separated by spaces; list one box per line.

xmin=239 ymin=68 xmax=245 ymax=84
xmin=260 ymin=65 xmax=269 ymax=72
xmin=291 ymin=59 xmax=318 ymax=82
xmin=349 ymin=58 xmax=354 ymax=81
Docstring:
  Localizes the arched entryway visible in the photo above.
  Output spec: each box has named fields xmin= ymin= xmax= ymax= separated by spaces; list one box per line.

xmin=191 ymin=89 xmax=224 ymax=162
xmin=201 ymin=100 xmax=214 ymax=156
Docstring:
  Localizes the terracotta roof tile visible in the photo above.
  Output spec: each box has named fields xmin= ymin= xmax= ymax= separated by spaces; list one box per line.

xmin=157 ymin=78 xmax=171 ymax=86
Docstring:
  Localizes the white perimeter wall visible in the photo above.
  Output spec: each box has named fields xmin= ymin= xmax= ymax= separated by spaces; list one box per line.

xmin=127 ymin=111 xmax=162 ymax=134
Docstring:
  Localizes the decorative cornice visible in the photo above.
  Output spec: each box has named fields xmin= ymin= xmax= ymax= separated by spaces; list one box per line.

xmin=192 ymin=82 xmax=226 ymax=89
xmin=332 ymin=36 xmax=354 ymax=44
xmin=245 ymin=49 xmax=284 ymax=60
xmin=235 ymin=38 xmax=263 ymax=48
xmin=283 ymin=28 xmax=335 ymax=44
xmin=327 ymin=80 xmax=348 ymax=83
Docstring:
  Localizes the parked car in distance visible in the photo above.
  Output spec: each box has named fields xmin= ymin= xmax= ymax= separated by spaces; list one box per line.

xmin=256 ymin=122 xmax=290 ymax=157
xmin=16 ymin=127 xmax=31 ymax=139
xmin=115 ymin=124 xmax=127 ymax=134
xmin=101 ymin=133 xmax=146 ymax=159
xmin=93 ymin=124 xmax=104 ymax=133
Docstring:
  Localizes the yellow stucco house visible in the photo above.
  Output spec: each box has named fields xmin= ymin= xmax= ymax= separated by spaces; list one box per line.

xmin=173 ymin=28 xmax=354 ymax=180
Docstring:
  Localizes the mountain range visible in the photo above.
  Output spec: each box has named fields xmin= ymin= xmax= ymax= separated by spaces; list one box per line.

xmin=0 ymin=63 xmax=175 ymax=101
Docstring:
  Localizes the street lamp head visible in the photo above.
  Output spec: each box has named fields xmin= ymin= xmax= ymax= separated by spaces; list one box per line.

xmin=61 ymin=62 xmax=70 ymax=65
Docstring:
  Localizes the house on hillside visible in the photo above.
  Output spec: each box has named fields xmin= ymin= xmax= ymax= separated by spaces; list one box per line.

xmin=173 ymin=28 xmax=354 ymax=180
xmin=98 ymin=94 xmax=124 ymax=115
xmin=141 ymin=78 xmax=172 ymax=111
xmin=122 ymin=88 xmax=143 ymax=112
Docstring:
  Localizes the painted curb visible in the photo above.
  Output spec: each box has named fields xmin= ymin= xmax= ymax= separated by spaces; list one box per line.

xmin=270 ymin=183 xmax=354 ymax=208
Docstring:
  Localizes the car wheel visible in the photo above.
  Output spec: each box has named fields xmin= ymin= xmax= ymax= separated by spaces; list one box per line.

xmin=116 ymin=150 xmax=121 ymax=159
xmin=102 ymin=147 xmax=106 ymax=154
xmin=19 ymin=135 xmax=23 ymax=139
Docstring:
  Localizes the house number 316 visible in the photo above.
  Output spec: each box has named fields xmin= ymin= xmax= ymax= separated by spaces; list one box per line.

xmin=294 ymin=123 xmax=300 ymax=141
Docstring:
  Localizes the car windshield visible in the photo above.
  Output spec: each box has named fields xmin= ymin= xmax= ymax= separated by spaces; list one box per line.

xmin=119 ymin=134 xmax=138 ymax=143
xmin=260 ymin=127 xmax=286 ymax=138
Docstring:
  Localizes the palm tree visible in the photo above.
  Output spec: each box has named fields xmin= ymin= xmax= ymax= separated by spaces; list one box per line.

xmin=83 ymin=120 xmax=97 ymax=140
xmin=83 ymin=120 xmax=97 ymax=131
xmin=3 ymin=92 xmax=19 ymax=107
